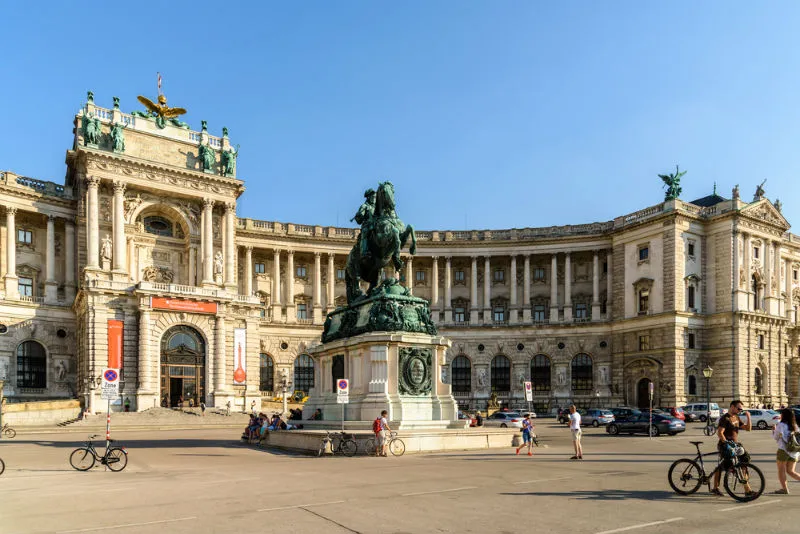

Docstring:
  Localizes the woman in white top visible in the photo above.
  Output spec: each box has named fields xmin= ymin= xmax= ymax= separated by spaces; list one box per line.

xmin=771 ymin=408 xmax=800 ymax=494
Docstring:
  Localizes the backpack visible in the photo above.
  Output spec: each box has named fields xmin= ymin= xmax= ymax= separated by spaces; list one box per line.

xmin=787 ymin=430 xmax=800 ymax=453
xmin=372 ymin=418 xmax=382 ymax=434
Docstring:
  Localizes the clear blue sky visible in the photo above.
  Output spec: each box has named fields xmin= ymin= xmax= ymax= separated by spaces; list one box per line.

xmin=3 ymin=2 xmax=800 ymax=230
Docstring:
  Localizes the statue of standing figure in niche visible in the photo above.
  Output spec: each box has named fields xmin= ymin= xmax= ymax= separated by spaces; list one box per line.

xmin=198 ymin=144 xmax=215 ymax=173
xmin=101 ymin=235 xmax=112 ymax=261
xmin=214 ymin=251 xmax=224 ymax=282
xmin=221 ymin=144 xmax=239 ymax=177
xmin=83 ymin=114 xmax=101 ymax=146
xmin=477 ymin=368 xmax=487 ymax=388
xmin=110 ymin=122 xmax=126 ymax=152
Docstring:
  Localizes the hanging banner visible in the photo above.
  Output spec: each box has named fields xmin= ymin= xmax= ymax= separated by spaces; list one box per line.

xmin=151 ymin=297 xmax=218 ymax=314
xmin=107 ymin=320 xmax=123 ymax=369
xmin=233 ymin=328 xmax=247 ymax=385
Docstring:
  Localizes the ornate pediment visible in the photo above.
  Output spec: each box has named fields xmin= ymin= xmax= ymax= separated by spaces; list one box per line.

xmin=741 ymin=200 xmax=790 ymax=230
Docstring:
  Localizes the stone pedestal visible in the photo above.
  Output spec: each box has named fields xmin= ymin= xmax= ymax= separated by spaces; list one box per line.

xmin=305 ymin=331 xmax=462 ymax=430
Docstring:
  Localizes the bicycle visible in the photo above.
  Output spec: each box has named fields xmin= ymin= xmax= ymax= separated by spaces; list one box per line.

xmin=2 ymin=423 xmax=16 ymax=439
xmin=667 ymin=440 xmax=764 ymax=502
xmin=365 ymin=431 xmax=406 ymax=456
xmin=317 ymin=430 xmax=357 ymax=457
xmin=703 ymin=423 xmax=716 ymax=437
xmin=69 ymin=435 xmax=128 ymax=472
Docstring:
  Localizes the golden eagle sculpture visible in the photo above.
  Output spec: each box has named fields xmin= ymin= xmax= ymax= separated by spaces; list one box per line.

xmin=133 ymin=73 xmax=188 ymax=129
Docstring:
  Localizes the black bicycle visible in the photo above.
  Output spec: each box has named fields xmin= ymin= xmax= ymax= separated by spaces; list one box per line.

xmin=318 ymin=430 xmax=357 ymax=457
xmin=668 ymin=440 xmax=764 ymax=502
xmin=69 ymin=435 xmax=128 ymax=472
xmin=2 ymin=423 xmax=16 ymax=439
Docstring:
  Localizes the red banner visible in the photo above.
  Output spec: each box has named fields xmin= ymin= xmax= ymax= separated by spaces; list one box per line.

xmin=108 ymin=320 xmax=123 ymax=369
xmin=151 ymin=297 xmax=218 ymax=314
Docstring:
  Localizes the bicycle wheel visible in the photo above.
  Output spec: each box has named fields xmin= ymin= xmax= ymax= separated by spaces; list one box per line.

xmin=390 ymin=438 xmax=406 ymax=457
xmin=724 ymin=463 xmax=764 ymax=502
xmin=703 ymin=425 xmax=716 ymax=437
xmin=340 ymin=439 xmax=358 ymax=457
xmin=105 ymin=448 xmax=128 ymax=472
xmin=69 ymin=448 xmax=95 ymax=471
xmin=365 ymin=438 xmax=376 ymax=454
xmin=330 ymin=438 xmax=341 ymax=455
xmin=667 ymin=459 xmax=703 ymax=495
xmin=0 ymin=457 xmax=5 ymax=476
xmin=3 ymin=428 xmax=16 ymax=439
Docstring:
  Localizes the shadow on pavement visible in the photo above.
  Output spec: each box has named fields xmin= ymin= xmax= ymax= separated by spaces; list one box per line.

xmin=500 ymin=489 xmax=696 ymax=502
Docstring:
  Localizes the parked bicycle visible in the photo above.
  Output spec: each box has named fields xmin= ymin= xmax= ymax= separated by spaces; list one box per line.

xmin=365 ymin=431 xmax=406 ymax=456
xmin=1 ymin=423 xmax=16 ymax=439
xmin=668 ymin=440 xmax=764 ymax=502
xmin=69 ymin=435 xmax=128 ymax=472
xmin=703 ymin=423 xmax=716 ymax=437
xmin=317 ymin=430 xmax=357 ymax=457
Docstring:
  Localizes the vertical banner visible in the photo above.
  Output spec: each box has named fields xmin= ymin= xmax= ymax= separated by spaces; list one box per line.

xmin=233 ymin=328 xmax=247 ymax=385
xmin=107 ymin=320 xmax=123 ymax=369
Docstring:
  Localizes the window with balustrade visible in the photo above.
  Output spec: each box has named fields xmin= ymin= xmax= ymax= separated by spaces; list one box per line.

xmin=297 ymin=303 xmax=308 ymax=320
xmin=533 ymin=267 xmax=546 ymax=282
xmin=571 ymin=354 xmax=593 ymax=392
xmin=533 ymin=304 xmax=546 ymax=322
xmin=575 ymin=303 xmax=588 ymax=319
xmin=18 ymin=277 xmax=33 ymax=297
xmin=293 ymin=354 xmax=314 ymax=394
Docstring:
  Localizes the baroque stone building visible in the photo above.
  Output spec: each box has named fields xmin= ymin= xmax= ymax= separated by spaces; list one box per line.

xmin=1 ymin=93 xmax=798 ymax=414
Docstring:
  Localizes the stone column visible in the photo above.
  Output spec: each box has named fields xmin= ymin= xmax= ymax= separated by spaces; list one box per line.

xmin=202 ymin=198 xmax=214 ymax=284
xmin=592 ymin=251 xmax=601 ymax=321
xmin=86 ymin=176 xmax=100 ymax=268
xmin=483 ymin=256 xmax=491 ymax=323
xmin=470 ymin=256 xmax=479 ymax=325
xmin=188 ymin=246 xmax=197 ymax=287
xmin=563 ymin=252 xmax=572 ymax=321
xmin=444 ymin=257 xmax=453 ymax=323
xmin=4 ymin=207 xmax=18 ymax=298
xmin=215 ymin=313 xmax=226 ymax=392
xmin=523 ymin=254 xmax=531 ymax=322
xmin=313 ymin=252 xmax=322 ymax=324
xmin=733 ymin=232 xmax=742 ymax=310
xmin=112 ymin=181 xmax=126 ymax=273
xmin=224 ymin=203 xmax=236 ymax=288
xmin=272 ymin=249 xmax=282 ymax=319
xmin=244 ymin=246 xmax=253 ymax=296
xmin=327 ymin=253 xmax=335 ymax=311
xmin=765 ymin=239 xmax=772 ymax=302
xmin=606 ymin=250 xmax=613 ymax=317
xmin=509 ymin=256 xmax=518 ymax=323
xmin=138 ymin=308 xmax=152 ymax=395
xmin=285 ymin=250 xmax=296 ymax=323
xmin=431 ymin=257 xmax=440 ymax=316
xmin=786 ymin=258 xmax=793 ymax=320
xmin=550 ymin=253 xmax=559 ymax=323
xmin=744 ymin=233 xmax=752 ymax=310
xmin=64 ymin=219 xmax=75 ymax=301
xmin=405 ymin=256 xmax=413 ymax=295
xmin=44 ymin=215 xmax=57 ymax=303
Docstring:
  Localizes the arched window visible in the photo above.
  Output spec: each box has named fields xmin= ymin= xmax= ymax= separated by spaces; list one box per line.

xmin=451 ymin=356 xmax=471 ymax=393
xmin=531 ymin=355 xmax=551 ymax=392
xmin=143 ymin=215 xmax=174 ymax=237
xmin=571 ymin=354 xmax=593 ymax=392
xmin=754 ymin=367 xmax=763 ymax=395
xmin=688 ymin=375 xmax=697 ymax=396
xmin=491 ymin=355 xmax=511 ymax=393
xmin=260 ymin=354 xmax=274 ymax=393
xmin=293 ymin=354 xmax=314 ymax=394
xmin=167 ymin=331 xmax=200 ymax=352
xmin=17 ymin=340 xmax=46 ymax=388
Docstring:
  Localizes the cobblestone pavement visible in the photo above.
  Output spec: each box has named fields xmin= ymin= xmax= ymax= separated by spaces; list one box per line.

xmin=0 ymin=422 xmax=797 ymax=534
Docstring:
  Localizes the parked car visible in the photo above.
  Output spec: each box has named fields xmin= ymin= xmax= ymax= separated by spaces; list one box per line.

xmin=521 ymin=411 xmax=537 ymax=419
xmin=745 ymin=409 xmax=780 ymax=430
xmin=683 ymin=411 xmax=699 ymax=423
xmin=458 ymin=411 xmax=477 ymax=427
xmin=659 ymin=406 xmax=686 ymax=421
xmin=583 ymin=409 xmax=615 ymax=427
xmin=484 ymin=411 xmax=524 ymax=428
xmin=606 ymin=412 xmax=686 ymax=437
xmin=683 ymin=403 xmax=720 ymax=423
xmin=610 ymin=407 xmax=640 ymax=420
xmin=557 ymin=408 xmax=587 ymax=424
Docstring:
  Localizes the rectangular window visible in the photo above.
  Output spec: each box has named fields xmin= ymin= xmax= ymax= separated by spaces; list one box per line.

xmin=758 ymin=334 xmax=765 ymax=350
xmin=415 ymin=270 xmax=425 ymax=282
xmin=493 ymin=307 xmax=505 ymax=322
xmin=18 ymin=277 xmax=33 ymax=297
xmin=639 ymin=335 xmax=650 ymax=351
xmin=493 ymin=269 xmax=505 ymax=282
xmin=17 ymin=229 xmax=32 ymax=244
xmin=296 ymin=266 xmax=307 ymax=278
xmin=254 ymin=263 xmax=266 ymax=274
xmin=336 ymin=268 xmax=346 ymax=280
xmin=454 ymin=307 xmax=466 ymax=322
xmin=754 ymin=247 xmax=760 ymax=259
xmin=297 ymin=303 xmax=307 ymax=320
xmin=603 ymin=262 xmax=608 ymax=274
xmin=688 ymin=242 xmax=695 ymax=257
xmin=454 ymin=270 xmax=465 ymax=282
xmin=638 ymin=290 xmax=649 ymax=315
xmin=533 ymin=268 xmax=546 ymax=281
xmin=794 ymin=270 xmax=798 ymax=281
xmin=687 ymin=333 xmax=696 ymax=349
xmin=688 ymin=286 xmax=696 ymax=309
xmin=575 ymin=303 xmax=587 ymax=319
xmin=533 ymin=305 xmax=546 ymax=322
xmin=638 ymin=246 xmax=649 ymax=262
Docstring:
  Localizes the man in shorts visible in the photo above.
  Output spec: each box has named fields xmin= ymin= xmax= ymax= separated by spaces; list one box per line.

xmin=516 ymin=413 xmax=535 ymax=456
xmin=569 ymin=405 xmax=583 ymax=460
xmin=712 ymin=399 xmax=752 ymax=496
xmin=375 ymin=410 xmax=392 ymax=457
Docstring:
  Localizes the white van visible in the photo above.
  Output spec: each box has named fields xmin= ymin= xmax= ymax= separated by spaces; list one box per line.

xmin=683 ymin=403 xmax=720 ymax=422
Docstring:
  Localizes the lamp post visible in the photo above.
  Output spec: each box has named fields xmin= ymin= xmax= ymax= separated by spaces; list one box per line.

xmin=280 ymin=369 xmax=290 ymax=419
xmin=703 ymin=365 xmax=713 ymax=434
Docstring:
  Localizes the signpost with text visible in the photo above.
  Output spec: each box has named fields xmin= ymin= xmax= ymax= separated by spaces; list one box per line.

xmin=337 ymin=379 xmax=349 ymax=431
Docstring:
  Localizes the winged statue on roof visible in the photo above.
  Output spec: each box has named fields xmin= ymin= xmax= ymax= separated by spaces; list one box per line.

xmin=132 ymin=73 xmax=188 ymax=129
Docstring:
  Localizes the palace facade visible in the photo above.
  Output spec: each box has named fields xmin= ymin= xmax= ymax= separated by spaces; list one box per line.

xmin=1 ymin=92 xmax=798 ymax=414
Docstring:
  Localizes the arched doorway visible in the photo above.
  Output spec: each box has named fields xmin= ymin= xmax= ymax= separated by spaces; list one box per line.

xmin=636 ymin=378 xmax=652 ymax=409
xmin=160 ymin=325 xmax=206 ymax=408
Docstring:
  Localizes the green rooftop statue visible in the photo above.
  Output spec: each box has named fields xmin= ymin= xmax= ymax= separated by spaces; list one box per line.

xmin=659 ymin=165 xmax=686 ymax=201
xmin=345 ymin=182 xmax=416 ymax=304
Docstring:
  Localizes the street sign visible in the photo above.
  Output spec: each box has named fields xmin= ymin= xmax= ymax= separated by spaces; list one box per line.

xmin=337 ymin=378 xmax=349 ymax=404
xmin=101 ymin=368 xmax=119 ymax=400
xmin=524 ymin=381 xmax=533 ymax=402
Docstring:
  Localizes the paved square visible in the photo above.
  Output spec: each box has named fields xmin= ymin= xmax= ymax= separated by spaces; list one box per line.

xmin=0 ymin=423 xmax=796 ymax=533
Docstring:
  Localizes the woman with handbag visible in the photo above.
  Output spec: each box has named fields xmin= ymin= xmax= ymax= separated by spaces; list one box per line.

xmin=771 ymin=408 xmax=800 ymax=494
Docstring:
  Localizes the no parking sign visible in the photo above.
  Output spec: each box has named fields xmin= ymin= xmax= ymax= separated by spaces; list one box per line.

xmin=337 ymin=379 xmax=349 ymax=404
xmin=101 ymin=368 xmax=119 ymax=400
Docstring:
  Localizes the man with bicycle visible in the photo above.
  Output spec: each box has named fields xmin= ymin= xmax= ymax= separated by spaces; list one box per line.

xmin=711 ymin=399 xmax=752 ymax=496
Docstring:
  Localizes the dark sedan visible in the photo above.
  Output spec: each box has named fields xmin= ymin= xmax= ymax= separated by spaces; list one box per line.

xmin=606 ymin=412 xmax=686 ymax=437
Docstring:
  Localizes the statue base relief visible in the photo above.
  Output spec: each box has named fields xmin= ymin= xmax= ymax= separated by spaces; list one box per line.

xmin=303 ymin=330 xmax=463 ymax=430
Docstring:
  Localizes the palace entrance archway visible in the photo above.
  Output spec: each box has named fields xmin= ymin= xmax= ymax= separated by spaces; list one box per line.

xmin=160 ymin=325 xmax=206 ymax=407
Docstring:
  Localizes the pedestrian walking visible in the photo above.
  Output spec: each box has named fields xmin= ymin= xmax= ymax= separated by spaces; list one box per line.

xmin=200 ymin=401 xmax=206 ymax=417
xmin=372 ymin=410 xmax=391 ymax=457
xmin=516 ymin=413 xmax=535 ymax=456
xmin=250 ymin=400 xmax=256 ymax=415
xmin=226 ymin=400 xmax=231 ymax=416
xmin=771 ymin=408 xmax=800 ymax=494
xmin=124 ymin=397 xmax=131 ymax=412
xmin=568 ymin=405 xmax=583 ymax=460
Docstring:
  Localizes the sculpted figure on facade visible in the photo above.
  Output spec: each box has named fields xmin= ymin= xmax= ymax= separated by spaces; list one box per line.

xmin=214 ymin=251 xmax=224 ymax=282
xmin=83 ymin=114 xmax=101 ymax=146
xmin=198 ymin=144 xmax=215 ymax=173
xmin=101 ymin=235 xmax=112 ymax=261
xmin=110 ymin=122 xmax=126 ymax=152
xmin=221 ymin=145 xmax=239 ymax=177
xmin=477 ymin=367 xmax=487 ymax=388
xmin=659 ymin=165 xmax=686 ymax=201
xmin=754 ymin=180 xmax=766 ymax=201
